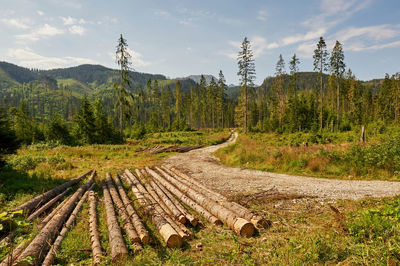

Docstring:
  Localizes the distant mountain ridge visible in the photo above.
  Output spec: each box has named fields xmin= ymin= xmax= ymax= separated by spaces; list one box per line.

xmin=185 ymin=75 xmax=218 ymax=85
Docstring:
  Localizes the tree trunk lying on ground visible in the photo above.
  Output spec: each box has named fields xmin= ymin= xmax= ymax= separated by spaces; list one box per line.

xmin=0 ymin=239 xmax=29 ymax=266
xmin=113 ymin=174 xmax=149 ymax=244
xmin=153 ymin=178 xmax=199 ymax=227
xmin=106 ymin=173 xmax=142 ymax=253
xmin=11 ymin=170 xmax=93 ymax=216
xmin=143 ymin=168 xmax=222 ymax=226
xmin=165 ymin=166 xmax=269 ymax=228
xmin=27 ymin=187 xmax=71 ymax=222
xmin=102 ymin=179 xmax=128 ymax=262
xmin=42 ymin=184 xmax=94 ymax=266
xmin=15 ymin=170 xmax=96 ymax=266
xmin=137 ymin=170 xmax=192 ymax=240
xmin=148 ymin=177 xmax=186 ymax=224
xmin=88 ymin=188 xmax=102 ymax=265
xmin=37 ymin=195 xmax=72 ymax=230
xmin=123 ymin=169 xmax=182 ymax=248
xmin=150 ymin=167 xmax=255 ymax=237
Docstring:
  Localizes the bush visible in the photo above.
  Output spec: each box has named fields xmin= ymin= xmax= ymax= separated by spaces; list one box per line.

xmin=7 ymin=154 xmax=46 ymax=171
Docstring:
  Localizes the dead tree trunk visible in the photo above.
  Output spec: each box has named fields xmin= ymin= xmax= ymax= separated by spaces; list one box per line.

xmin=153 ymin=178 xmax=198 ymax=226
xmin=137 ymin=170 xmax=191 ymax=240
xmin=37 ymin=195 xmax=72 ymax=230
xmin=148 ymin=167 xmax=255 ymax=237
xmin=88 ymin=188 xmax=102 ymax=265
xmin=141 ymin=169 xmax=221 ymax=226
xmin=165 ymin=166 xmax=268 ymax=228
xmin=360 ymin=125 xmax=365 ymax=143
xmin=122 ymin=170 xmax=182 ymax=248
xmin=11 ymin=170 xmax=93 ymax=216
xmin=27 ymin=187 xmax=71 ymax=222
xmin=106 ymin=173 xmax=142 ymax=253
xmin=16 ymin=171 xmax=96 ymax=265
xmin=42 ymin=184 xmax=93 ymax=266
xmin=102 ymin=179 xmax=128 ymax=262
xmin=148 ymin=178 xmax=186 ymax=224
xmin=113 ymin=175 xmax=149 ymax=244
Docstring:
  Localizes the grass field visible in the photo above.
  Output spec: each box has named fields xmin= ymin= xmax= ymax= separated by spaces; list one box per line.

xmin=215 ymin=130 xmax=400 ymax=181
xmin=1 ymin=129 xmax=400 ymax=265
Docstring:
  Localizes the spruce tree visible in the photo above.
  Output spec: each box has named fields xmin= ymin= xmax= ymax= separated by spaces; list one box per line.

xmin=289 ymin=54 xmax=300 ymax=131
xmin=330 ymin=40 xmax=346 ymax=131
xmin=237 ymin=37 xmax=256 ymax=133
xmin=313 ymin=37 xmax=329 ymax=132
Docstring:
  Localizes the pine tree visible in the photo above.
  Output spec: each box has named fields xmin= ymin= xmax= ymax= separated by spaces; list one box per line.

xmin=274 ymin=54 xmax=286 ymax=131
xmin=313 ymin=37 xmax=329 ymax=132
xmin=115 ymin=34 xmax=133 ymax=132
xmin=330 ymin=40 xmax=346 ymax=131
xmin=237 ymin=37 xmax=256 ymax=133
xmin=289 ymin=54 xmax=300 ymax=131
xmin=217 ymin=70 xmax=227 ymax=128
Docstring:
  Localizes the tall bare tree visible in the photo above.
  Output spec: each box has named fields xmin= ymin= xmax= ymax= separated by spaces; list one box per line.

xmin=330 ymin=40 xmax=346 ymax=131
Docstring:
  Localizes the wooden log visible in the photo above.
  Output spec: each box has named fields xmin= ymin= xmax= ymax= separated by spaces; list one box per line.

xmin=153 ymin=178 xmax=199 ymax=227
xmin=141 ymin=169 xmax=222 ymax=226
xmin=148 ymin=167 xmax=255 ymax=237
xmin=15 ymin=171 xmax=96 ymax=265
xmin=123 ymin=169 xmax=182 ymax=248
xmin=148 ymin=178 xmax=186 ymax=224
xmin=11 ymin=170 xmax=93 ymax=216
xmin=360 ymin=125 xmax=365 ymax=143
xmin=102 ymin=179 xmax=128 ymax=262
xmin=165 ymin=166 xmax=269 ymax=228
xmin=137 ymin=170 xmax=191 ymax=240
xmin=37 ymin=195 xmax=72 ymax=230
xmin=42 ymin=184 xmax=93 ymax=266
xmin=106 ymin=173 xmax=141 ymax=246
xmin=0 ymin=240 xmax=29 ymax=266
xmin=113 ymin=174 xmax=149 ymax=244
xmin=88 ymin=188 xmax=102 ymax=265
xmin=27 ymin=187 xmax=71 ymax=222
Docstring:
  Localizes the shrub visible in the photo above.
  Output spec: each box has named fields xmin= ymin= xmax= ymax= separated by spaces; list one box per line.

xmin=7 ymin=154 xmax=46 ymax=171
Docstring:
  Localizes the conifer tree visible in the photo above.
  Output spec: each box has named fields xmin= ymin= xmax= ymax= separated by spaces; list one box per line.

xmin=330 ymin=40 xmax=346 ymax=131
xmin=237 ymin=37 xmax=256 ymax=133
xmin=313 ymin=37 xmax=329 ymax=132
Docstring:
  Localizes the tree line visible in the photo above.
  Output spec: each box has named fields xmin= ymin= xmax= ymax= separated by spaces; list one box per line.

xmin=236 ymin=36 xmax=400 ymax=133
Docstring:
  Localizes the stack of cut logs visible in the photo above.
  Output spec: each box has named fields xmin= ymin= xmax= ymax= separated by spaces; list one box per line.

xmin=1 ymin=166 xmax=268 ymax=265
xmin=136 ymin=145 xmax=203 ymax=154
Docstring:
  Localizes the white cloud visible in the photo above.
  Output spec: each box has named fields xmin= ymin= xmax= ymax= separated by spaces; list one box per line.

xmin=296 ymin=42 xmax=316 ymax=58
xmin=114 ymin=48 xmax=151 ymax=67
xmin=37 ymin=10 xmax=44 ymax=16
xmin=154 ymin=10 xmax=171 ymax=19
xmin=281 ymin=28 xmax=326 ymax=46
xmin=222 ymin=36 xmax=278 ymax=59
xmin=69 ymin=25 xmax=85 ymax=35
xmin=1 ymin=18 xmax=30 ymax=29
xmin=7 ymin=47 xmax=97 ymax=69
xmin=335 ymin=24 xmax=400 ymax=42
xmin=16 ymin=24 xmax=64 ymax=41
xmin=61 ymin=16 xmax=76 ymax=25
xmin=257 ymin=10 xmax=268 ymax=21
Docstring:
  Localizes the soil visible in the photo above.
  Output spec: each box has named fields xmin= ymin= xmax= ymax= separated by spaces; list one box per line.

xmin=163 ymin=132 xmax=400 ymax=200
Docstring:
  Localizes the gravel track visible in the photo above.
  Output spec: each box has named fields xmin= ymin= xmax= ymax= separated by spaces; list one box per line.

xmin=163 ymin=132 xmax=400 ymax=200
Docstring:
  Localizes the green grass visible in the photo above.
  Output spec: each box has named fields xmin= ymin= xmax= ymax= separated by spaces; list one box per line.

xmin=215 ymin=131 xmax=400 ymax=181
xmin=1 ymin=129 xmax=400 ymax=264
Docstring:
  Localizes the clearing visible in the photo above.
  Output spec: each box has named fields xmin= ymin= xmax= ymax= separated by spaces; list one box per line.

xmin=164 ymin=132 xmax=400 ymax=200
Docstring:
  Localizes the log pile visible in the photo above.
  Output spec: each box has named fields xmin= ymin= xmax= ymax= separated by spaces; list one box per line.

xmin=136 ymin=145 xmax=203 ymax=154
xmin=1 ymin=164 xmax=268 ymax=264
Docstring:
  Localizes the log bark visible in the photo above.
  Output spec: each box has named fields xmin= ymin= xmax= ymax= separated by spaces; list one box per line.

xmin=113 ymin=175 xmax=149 ymax=244
xmin=88 ymin=189 xmax=102 ymax=265
xmin=106 ymin=173 xmax=141 ymax=246
xmin=37 ymin=195 xmax=72 ymax=230
xmin=123 ymin=170 xmax=181 ymax=248
xmin=11 ymin=170 xmax=93 ymax=216
xmin=27 ymin=187 xmax=71 ymax=222
xmin=137 ymin=170 xmax=191 ymax=240
xmin=15 ymin=171 xmax=96 ymax=265
xmin=42 ymin=184 xmax=93 ymax=266
xmin=142 ymin=169 xmax=222 ymax=226
xmin=102 ymin=179 xmax=128 ymax=262
xmin=153 ymin=178 xmax=198 ymax=227
xmin=165 ymin=166 xmax=269 ymax=228
xmin=148 ymin=177 xmax=186 ymax=224
xmin=0 ymin=240 xmax=29 ymax=266
xmin=148 ymin=167 xmax=255 ymax=237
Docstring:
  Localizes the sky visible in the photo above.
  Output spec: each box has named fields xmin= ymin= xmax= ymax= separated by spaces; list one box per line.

xmin=0 ymin=0 xmax=399 ymax=85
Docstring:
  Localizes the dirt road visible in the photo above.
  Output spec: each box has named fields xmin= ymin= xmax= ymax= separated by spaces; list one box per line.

xmin=163 ymin=132 xmax=400 ymax=200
